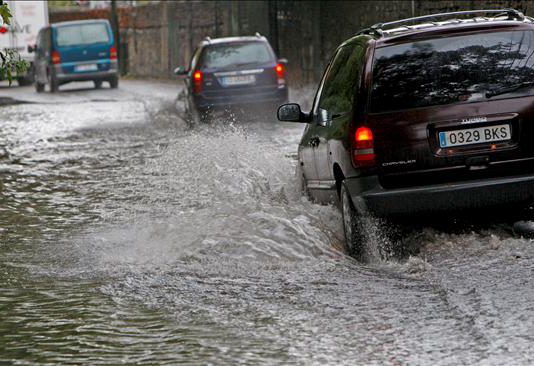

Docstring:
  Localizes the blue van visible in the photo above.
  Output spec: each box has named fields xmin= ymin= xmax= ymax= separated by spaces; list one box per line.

xmin=32 ymin=20 xmax=119 ymax=92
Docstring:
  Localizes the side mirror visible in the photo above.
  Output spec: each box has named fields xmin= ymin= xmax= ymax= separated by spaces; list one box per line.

xmin=278 ymin=58 xmax=288 ymax=65
xmin=27 ymin=44 xmax=36 ymax=53
xmin=174 ymin=66 xmax=188 ymax=75
xmin=277 ymin=103 xmax=309 ymax=123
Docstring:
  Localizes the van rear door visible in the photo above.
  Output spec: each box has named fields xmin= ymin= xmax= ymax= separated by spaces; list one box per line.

xmin=53 ymin=22 xmax=113 ymax=70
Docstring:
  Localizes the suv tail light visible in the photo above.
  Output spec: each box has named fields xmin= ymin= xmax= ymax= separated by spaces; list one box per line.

xmin=275 ymin=63 xmax=285 ymax=85
xmin=352 ymin=126 xmax=376 ymax=168
xmin=110 ymin=46 xmax=117 ymax=60
xmin=193 ymin=70 xmax=202 ymax=93
xmin=51 ymin=50 xmax=61 ymax=65
xmin=275 ymin=63 xmax=284 ymax=78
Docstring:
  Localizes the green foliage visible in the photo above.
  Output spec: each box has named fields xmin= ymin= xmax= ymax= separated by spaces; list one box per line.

xmin=47 ymin=0 xmax=78 ymax=10
xmin=0 ymin=49 xmax=27 ymax=84
xmin=0 ymin=3 xmax=12 ymax=25
xmin=0 ymin=0 xmax=29 ymax=84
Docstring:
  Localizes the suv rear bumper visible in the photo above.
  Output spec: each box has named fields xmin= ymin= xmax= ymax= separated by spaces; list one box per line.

xmin=345 ymin=174 xmax=534 ymax=217
xmin=194 ymin=86 xmax=288 ymax=109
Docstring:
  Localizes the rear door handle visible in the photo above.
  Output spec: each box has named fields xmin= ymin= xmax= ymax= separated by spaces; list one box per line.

xmin=309 ymin=136 xmax=320 ymax=147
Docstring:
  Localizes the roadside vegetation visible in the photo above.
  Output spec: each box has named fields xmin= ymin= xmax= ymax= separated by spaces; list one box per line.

xmin=0 ymin=0 xmax=28 ymax=84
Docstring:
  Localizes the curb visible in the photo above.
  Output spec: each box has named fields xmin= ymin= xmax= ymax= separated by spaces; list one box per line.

xmin=0 ymin=97 xmax=30 ymax=107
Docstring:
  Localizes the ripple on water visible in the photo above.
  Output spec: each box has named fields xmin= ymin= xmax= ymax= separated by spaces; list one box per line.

xmin=4 ymin=87 xmax=534 ymax=365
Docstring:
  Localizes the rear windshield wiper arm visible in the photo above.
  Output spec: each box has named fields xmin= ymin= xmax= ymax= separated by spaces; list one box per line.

xmin=234 ymin=61 xmax=260 ymax=67
xmin=486 ymin=81 xmax=534 ymax=98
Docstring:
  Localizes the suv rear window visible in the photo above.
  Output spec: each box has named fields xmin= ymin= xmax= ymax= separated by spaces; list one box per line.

xmin=370 ymin=30 xmax=534 ymax=113
xmin=201 ymin=42 xmax=274 ymax=68
xmin=56 ymin=23 xmax=110 ymax=47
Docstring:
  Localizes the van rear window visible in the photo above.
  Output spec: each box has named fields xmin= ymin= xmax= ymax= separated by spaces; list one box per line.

xmin=56 ymin=23 xmax=110 ymax=47
xmin=370 ymin=30 xmax=534 ymax=113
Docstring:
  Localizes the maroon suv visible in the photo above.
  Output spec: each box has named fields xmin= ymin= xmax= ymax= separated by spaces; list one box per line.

xmin=278 ymin=9 xmax=534 ymax=258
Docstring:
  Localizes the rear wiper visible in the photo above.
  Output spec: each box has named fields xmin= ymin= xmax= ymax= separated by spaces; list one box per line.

xmin=234 ymin=61 xmax=259 ymax=67
xmin=486 ymin=81 xmax=534 ymax=98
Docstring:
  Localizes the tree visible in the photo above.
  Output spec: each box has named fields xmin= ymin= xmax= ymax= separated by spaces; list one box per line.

xmin=0 ymin=0 xmax=28 ymax=84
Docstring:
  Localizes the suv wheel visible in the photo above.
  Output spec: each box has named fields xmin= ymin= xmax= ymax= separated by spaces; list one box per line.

xmin=190 ymin=106 xmax=203 ymax=124
xmin=296 ymin=164 xmax=309 ymax=198
xmin=186 ymin=100 xmax=211 ymax=124
xmin=341 ymin=181 xmax=363 ymax=258
xmin=184 ymin=98 xmax=197 ymax=124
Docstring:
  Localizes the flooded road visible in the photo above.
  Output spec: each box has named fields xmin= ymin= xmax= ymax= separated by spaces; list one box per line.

xmin=2 ymin=80 xmax=534 ymax=365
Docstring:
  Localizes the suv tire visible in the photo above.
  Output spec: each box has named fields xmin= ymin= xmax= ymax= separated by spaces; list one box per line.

xmin=186 ymin=99 xmax=210 ymax=124
xmin=296 ymin=164 xmax=309 ymax=198
xmin=192 ymin=106 xmax=203 ymax=124
xmin=341 ymin=181 xmax=363 ymax=258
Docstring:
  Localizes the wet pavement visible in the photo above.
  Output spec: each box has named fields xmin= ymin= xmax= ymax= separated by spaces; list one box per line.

xmin=1 ymin=80 xmax=534 ymax=365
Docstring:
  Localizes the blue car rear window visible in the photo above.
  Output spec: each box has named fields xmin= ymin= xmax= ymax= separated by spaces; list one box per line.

xmin=56 ymin=23 xmax=110 ymax=47
xmin=201 ymin=42 xmax=273 ymax=68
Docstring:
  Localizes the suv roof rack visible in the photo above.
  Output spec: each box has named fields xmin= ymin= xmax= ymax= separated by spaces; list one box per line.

xmin=359 ymin=9 xmax=529 ymax=37
xmin=203 ymin=36 xmax=211 ymax=43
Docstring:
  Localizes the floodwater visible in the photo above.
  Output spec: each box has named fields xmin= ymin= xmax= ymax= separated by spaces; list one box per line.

xmin=1 ymin=80 xmax=534 ymax=365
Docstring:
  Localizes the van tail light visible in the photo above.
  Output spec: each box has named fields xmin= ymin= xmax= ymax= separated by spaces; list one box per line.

xmin=51 ymin=50 xmax=61 ymax=65
xmin=110 ymin=46 xmax=117 ymax=60
xmin=192 ymin=70 xmax=202 ymax=93
xmin=352 ymin=126 xmax=376 ymax=168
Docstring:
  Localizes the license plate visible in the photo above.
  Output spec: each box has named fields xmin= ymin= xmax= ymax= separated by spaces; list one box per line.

xmin=439 ymin=124 xmax=511 ymax=148
xmin=222 ymin=75 xmax=255 ymax=86
xmin=74 ymin=64 xmax=98 ymax=72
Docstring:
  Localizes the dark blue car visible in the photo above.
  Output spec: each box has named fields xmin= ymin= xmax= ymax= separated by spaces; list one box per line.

xmin=32 ymin=19 xmax=119 ymax=93
xmin=175 ymin=35 xmax=289 ymax=121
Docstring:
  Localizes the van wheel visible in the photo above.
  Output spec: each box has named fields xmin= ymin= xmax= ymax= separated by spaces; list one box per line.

xmin=35 ymin=82 xmax=45 ymax=93
xmin=17 ymin=65 xmax=34 ymax=86
xmin=50 ymin=75 xmax=59 ymax=93
xmin=94 ymin=80 xmax=102 ymax=89
xmin=109 ymin=76 xmax=119 ymax=89
xmin=340 ymin=181 xmax=363 ymax=259
xmin=17 ymin=76 xmax=33 ymax=87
